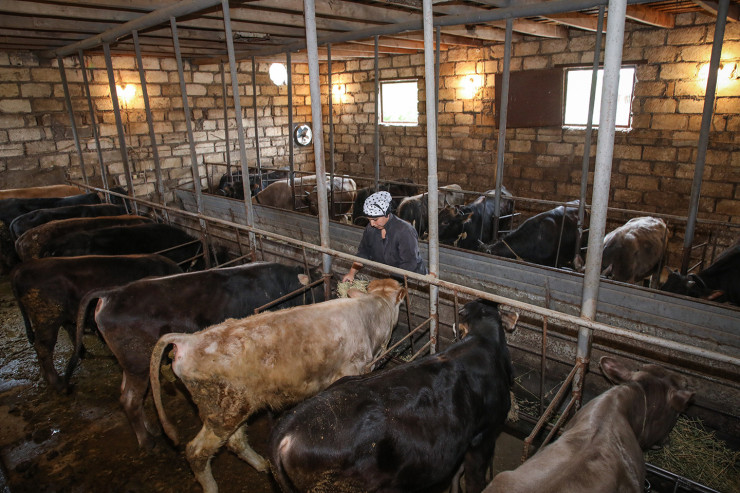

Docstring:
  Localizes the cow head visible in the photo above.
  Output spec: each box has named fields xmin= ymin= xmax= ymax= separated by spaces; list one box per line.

xmin=600 ymin=356 xmax=694 ymax=450
xmin=438 ymin=206 xmax=473 ymax=246
xmin=660 ymin=270 xmax=709 ymax=299
xmin=455 ymin=298 xmax=518 ymax=342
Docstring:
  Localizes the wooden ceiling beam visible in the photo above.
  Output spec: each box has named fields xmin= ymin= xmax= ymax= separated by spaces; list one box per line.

xmin=692 ymin=0 xmax=740 ymax=21
xmin=542 ymin=12 xmax=604 ymax=32
xmin=392 ymin=31 xmax=486 ymax=47
xmin=625 ymin=5 xmax=675 ymax=28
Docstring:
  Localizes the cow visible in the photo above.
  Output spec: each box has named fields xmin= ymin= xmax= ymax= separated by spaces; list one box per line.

xmin=150 ymin=278 xmax=407 ymax=493
xmin=485 ymin=356 xmax=693 ymax=493
xmin=479 ymin=201 xmax=580 ymax=268
xmin=601 ymin=216 xmax=667 ymax=284
xmin=38 ymin=222 xmax=206 ymax=270
xmin=252 ymin=181 xmax=307 ymax=211
xmin=0 ymin=184 xmax=81 ymax=200
xmin=306 ymin=176 xmax=357 ymax=219
xmin=396 ymin=184 xmax=466 ymax=238
xmin=214 ymin=169 xmax=290 ymax=199
xmin=660 ymin=240 xmax=740 ymax=305
xmin=67 ymin=261 xmax=325 ymax=450
xmin=352 ymin=179 xmax=419 ymax=227
xmin=0 ymin=192 xmax=102 ymax=273
xmin=9 ymin=203 xmax=129 ymax=241
xmin=9 ymin=254 xmax=182 ymax=393
xmin=438 ymin=188 xmax=514 ymax=250
xmin=269 ymin=298 xmax=518 ymax=493
xmin=15 ymin=215 xmax=151 ymax=261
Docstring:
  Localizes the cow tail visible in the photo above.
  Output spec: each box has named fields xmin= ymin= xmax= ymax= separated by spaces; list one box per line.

xmin=9 ymin=275 xmax=34 ymax=345
xmin=64 ymin=288 xmax=111 ymax=388
xmin=150 ymin=333 xmax=184 ymax=445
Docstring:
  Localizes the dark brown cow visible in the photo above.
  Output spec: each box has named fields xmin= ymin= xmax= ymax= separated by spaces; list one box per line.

xmin=150 ymin=278 xmax=406 ymax=493
xmin=252 ymin=181 xmax=306 ymax=211
xmin=15 ymin=215 xmax=151 ymax=261
xmin=486 ymin=357 xmax=693 ymax=493
xmin=9 ymin=203 xmax=129 ymax=241
xmin=68 ymin=262 xmax=325 ymax=449
xmin=10 ymin=255 xmax=182 ymax=392
xmin=0 ymin=184 xmax=81 ymax=200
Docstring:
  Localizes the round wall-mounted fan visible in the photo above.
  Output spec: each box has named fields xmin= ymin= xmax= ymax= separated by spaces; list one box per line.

xmin=293 ymin=124 xmax=313 ymax=146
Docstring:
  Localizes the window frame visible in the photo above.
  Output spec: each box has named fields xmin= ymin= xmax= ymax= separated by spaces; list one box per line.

xmin=563 ymin=65 xmax=637 ymax=129
xmin=379 ymin=78 xmax=419 ymax=126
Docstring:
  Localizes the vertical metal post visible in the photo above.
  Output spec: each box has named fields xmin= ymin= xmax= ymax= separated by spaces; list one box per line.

xmin=576 ymin=0 xmax=627 ymax=402
xmin=58 ymin=56 xmax=89 ymax=185
xmin=220 ymin=62 xmax=232 ymax=181
xmin=288 ymin=51 xmax=295 ymax=195
xmin=576 ymin=6 xmax=605 ymax=263
xmin=304 ymin=0 xmax=333 ymax=274
xmin=423 ymin=0 xmax=439 ymax=353
xmin=680 ymin=0 xmax=729 ymax=275
xmin=435 ymin=26 xmax=440 ymax=129
xmin=133 ymin=30 xmax=167 ymax=210
xmin=492 ymin=19 xmax=513 ymax=240
xmin=103 ymin=43 xmax=135 ymax=204
xmin=328 ymin=45 xmax=336 ymax=215
xmin=221 ymin=0 xmax=257 ymax=251
xmin=374 ymin=35 xmax=380 ymax=191
xmin=171 ymin=17 xmax=210 ymax=268
xmin=251 ymin=56 xmax=262 ymax=181
xmin=78 ymin=50 xmax=108 ymax=194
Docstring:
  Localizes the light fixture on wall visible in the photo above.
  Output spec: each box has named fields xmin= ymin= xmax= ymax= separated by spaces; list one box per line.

xmin=115 ymin=84 xmax=137 ymax=107
xmin=698 ymin=61 xmax=737 ymax=81
xmin=461 ymin=74 xmax=483 ymax=99
xmin=269 ymin=62 xmax=288 ymax=86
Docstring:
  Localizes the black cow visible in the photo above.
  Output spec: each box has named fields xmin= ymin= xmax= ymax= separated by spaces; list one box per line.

xmin=215 ymin=169 xmax=290 ymax=199
xmin=269 ymin=298 xmax=518 ymax=493
xmin=479 ymin=201 xmax=580 ymax=268
xmin=395 ymin=185 xmax=466 ymax=239
xmin=9 ymin=203 xmax=129 ymax=240
xmin=352 ymin=179 xmax=419 ymax=227
xmin=0 ymin=193 xmax=102 ymax=273
xmin=15 ymin=215 xmax=151 ymax=262
xmin=68 ymin=261 xmax=325 ymax=449
xmin=39 ymin=222 xmax=206 ymax=270
xmin=438 ymin=188 xmax=514 ymax=250
xmin=660 ymin=241 xmax=740 ymax=305
xmin=10 ymin=254 xmax=182 ymax=392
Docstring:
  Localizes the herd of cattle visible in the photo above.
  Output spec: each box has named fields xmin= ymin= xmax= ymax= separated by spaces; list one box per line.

xmin=235 ymin=171 xmax=739 ymax=303
xmin=0 ymin=183 xmax=701 ymax=492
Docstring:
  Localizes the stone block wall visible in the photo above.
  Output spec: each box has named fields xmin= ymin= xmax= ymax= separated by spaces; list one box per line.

xmin=320 ymin=12 xmax=740 ymax=267
xmin=0 ymin=52 xmax=313 ymax=203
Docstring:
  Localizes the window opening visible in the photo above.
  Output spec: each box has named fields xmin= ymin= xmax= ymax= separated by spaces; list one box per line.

xmin=564 ymin=67 xmax=635 ymax=128
xmin=380 ymin=79 xmax=419 ymax=126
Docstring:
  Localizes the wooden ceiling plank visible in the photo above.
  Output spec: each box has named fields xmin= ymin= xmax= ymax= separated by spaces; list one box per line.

xmin=692 ymin=0 xmax=740 ymax=21
xmin=542 ymin=12 xmax=604 ymax=32
xmin=0 ymin=0 xmax=140 ymax=23
xmin=625 ymin=4 xmax=675 ymax=28
xmin=489 ymin=18 xmax=567 ymax=38
xmin=0 ymin=14 xmax=119 ymax=35
xmin=392 ymin=31 xmax=486 ymax=47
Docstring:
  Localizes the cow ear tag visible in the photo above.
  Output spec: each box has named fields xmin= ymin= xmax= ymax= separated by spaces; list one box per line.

xmin=499 ymin=310 xmax=519 ymax=333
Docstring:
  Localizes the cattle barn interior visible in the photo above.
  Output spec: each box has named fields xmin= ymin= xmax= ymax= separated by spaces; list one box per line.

xmin=1 ymin=0 xmax=739 ymax=492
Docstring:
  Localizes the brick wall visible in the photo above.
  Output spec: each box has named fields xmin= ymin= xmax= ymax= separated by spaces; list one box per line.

xmin=0 ymin=52 xmax=313 ymax=202
xmin=320 ymin=12 xmax=739 ymax=266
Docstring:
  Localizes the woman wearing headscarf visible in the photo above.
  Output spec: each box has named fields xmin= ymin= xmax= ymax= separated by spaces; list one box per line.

xmin=342 ymin=191 xmax=428 ymax=283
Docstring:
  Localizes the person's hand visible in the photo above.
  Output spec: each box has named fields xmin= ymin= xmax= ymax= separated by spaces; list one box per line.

xmin=342 ymin=273 xmax=354 ymax=283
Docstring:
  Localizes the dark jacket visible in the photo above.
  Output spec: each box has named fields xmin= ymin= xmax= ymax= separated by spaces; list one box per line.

xmin=356 ymin=214 xmax=428 ymax=276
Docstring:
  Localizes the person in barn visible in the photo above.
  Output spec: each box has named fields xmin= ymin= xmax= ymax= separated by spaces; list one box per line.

xmin=343 ymin=190 xmax=427 ymax=283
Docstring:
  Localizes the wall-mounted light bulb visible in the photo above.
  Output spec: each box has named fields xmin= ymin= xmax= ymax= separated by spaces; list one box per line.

xmin=115 ymin=84 xmax=136 ymax=105
xmin=269 ymin=63 xmax=288 ymax=86
xmin=462 ymin=74 xmax=483 ymax=99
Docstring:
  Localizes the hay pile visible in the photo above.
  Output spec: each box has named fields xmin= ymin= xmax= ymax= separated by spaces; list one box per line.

xmin=336 ymin=279 xmax=369 ymax=298
xmin=646 ymin=416 xmax=740 ymax=493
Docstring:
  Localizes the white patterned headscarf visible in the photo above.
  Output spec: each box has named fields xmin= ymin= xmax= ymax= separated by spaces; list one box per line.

xmin=363 ymin=191 xmax=392 ymax=218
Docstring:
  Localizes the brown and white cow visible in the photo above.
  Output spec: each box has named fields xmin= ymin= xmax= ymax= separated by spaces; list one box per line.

xmin=485 ymin=356 xmax=693 ymax=493
xmin=252 ymin=181 xmax=306 ymax=211
xmin=150 ymin=278 xmax=406 ymax=493
xmin=0 ymin=184 xmax=81 ymax=200
xmin=601 ymin=216 xmax=667 ymax=284
xmin=15 ymin=215 xmax=151 ymax=261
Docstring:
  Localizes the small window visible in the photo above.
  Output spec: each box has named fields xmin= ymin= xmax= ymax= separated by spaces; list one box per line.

xmin=380 ymin=80 xmax=418 ymax=125
xmin=564 ymin=67 xmax=635 ymax=128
